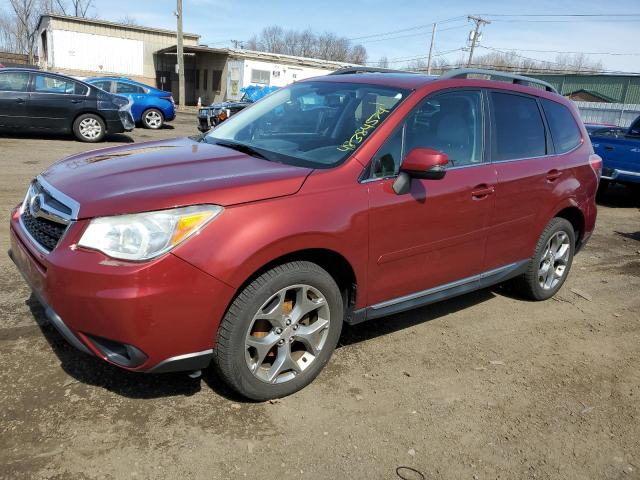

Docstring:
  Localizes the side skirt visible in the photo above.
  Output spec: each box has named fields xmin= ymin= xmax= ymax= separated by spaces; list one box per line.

xmin=347 ymin=260 xmax=529 ymax=325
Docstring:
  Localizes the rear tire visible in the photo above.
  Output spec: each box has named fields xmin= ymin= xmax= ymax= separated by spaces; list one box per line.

xmin=512 ymin=217 xmax=575 ymax=301
xmin=72 ymin=113 xmax=106 ymax=142
xmin=142 ymin=108 xmax=164 ymax=129
xmin=213 ymin=261 xmax=343 ymax=401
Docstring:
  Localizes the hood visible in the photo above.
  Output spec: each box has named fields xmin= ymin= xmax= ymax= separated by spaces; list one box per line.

xmin=41 ymin=137 xmax=312 ymax=219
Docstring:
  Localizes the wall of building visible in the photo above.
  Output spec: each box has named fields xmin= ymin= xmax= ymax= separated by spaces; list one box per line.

xmin=194 ymin=53 xmax=228 ymax=105
xmin=533 ymin=74 xmax=640 ymax=104
xmin=38 ymin=16 xmax=199 ymax=87
xmin=224 ymin=57 xmax=335 ymax=101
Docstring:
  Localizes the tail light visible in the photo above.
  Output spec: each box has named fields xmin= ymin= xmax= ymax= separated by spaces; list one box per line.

xmin=589 ymin=154 xmax=602 ymax=181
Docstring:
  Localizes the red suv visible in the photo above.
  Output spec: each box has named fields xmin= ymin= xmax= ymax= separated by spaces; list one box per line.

xmin=9 ymin=68 xmax=600 ymax=400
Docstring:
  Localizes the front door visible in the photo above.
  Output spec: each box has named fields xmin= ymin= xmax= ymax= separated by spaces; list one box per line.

xmin=0 ymin=70 xmax=31 ymax=128
xmin=366 ymin=90 xmax=497 ymax=306
xmin=28 ymin=73 xmax=89 ymax=129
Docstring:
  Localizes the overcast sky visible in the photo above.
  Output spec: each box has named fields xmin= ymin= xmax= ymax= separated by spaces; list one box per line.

xmin=5 ymin=0 xmax=639 ymax=71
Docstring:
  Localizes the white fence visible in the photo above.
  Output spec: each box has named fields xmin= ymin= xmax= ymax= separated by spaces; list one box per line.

xmin=573 ymin=101 xmax=640 ymax=128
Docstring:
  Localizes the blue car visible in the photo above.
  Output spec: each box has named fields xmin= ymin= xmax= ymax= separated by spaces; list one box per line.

xmin=86 ymin=77 xmax=175 ymax=129
xmin=589 ymin=115 xmax=640 ymax=189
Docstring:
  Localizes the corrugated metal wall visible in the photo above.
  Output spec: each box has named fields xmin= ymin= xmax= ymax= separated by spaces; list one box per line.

xmin=574 ymin=101 xmax=640 ymax=127
xmin=533 ymin=74 xmax=640 ymax=104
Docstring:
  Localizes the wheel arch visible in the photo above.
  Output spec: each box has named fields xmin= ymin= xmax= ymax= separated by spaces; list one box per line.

xmin=553 ymin=205 xmax=585 ymax=248
xmin=232 ymin=248 xmax=359 ymax=315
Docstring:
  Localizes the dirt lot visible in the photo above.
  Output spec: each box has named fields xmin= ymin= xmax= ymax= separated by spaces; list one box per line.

xmin=0 ymin=114 xmax=639 ymax=480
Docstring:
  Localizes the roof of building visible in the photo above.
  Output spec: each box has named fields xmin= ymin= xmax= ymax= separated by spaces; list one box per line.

xmin=566 ymin=89 xmax=617 ymax=103
xmin=38 ymin=14 xmax=200 ymax=39
xmin=156 ymin=45 xmax=358 ymax=70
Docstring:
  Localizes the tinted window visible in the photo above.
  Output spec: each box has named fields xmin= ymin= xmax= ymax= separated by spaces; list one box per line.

xmin=370 ymin=91 xmax=484 ymax=178
xmin=115 ymin=82 xmax=145 ymax=94
xmin=491 ymin=92 xmax=546 ymax=161
xmin=34 ymin=74 xmax=87 ymax=95
xmin=0 ymin=72 xmax=30 ymax=92
xmin=541 ymin=99 xmax=582 ymax=153
xmin=92 ymin=80 xmax=112 ymax=92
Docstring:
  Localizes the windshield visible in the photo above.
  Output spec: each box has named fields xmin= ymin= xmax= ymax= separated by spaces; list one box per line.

xmin=205 ymin=81 xmax=409 ymax=168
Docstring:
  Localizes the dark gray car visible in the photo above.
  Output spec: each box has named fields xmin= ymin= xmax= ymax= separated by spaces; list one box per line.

xmin=0 ymin=68 xmax=134 ymax=142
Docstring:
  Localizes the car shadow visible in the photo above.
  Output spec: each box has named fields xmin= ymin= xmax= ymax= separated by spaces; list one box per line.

xmin=27 ymin=287 xmax=499 ymax=402
xmin=596 ymin=183 xmax=640 ymax=208
xmin=0 ymin=131 xmax=135 ymax=143
xmin=615 ymin=230 xmax=640 ymax=242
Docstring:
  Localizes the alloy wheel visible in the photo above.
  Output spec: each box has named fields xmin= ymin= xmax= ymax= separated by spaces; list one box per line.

xmin=538 ymin=230 xmax=571 ymax=290
xmin=245 ymin=284 xmax=330 ymax=384
xmin=145 ymin=110 xmax=162 ymax=128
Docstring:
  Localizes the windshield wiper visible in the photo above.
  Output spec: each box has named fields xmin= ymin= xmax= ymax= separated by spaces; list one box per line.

xmin=212 ymin=139 xmax=270 ymax=161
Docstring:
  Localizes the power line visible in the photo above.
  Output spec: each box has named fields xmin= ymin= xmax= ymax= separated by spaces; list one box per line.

xmin=483 ymin=46 xmax=640 ymax=57
xmin=346 ymin=15 xmax=467 ymax=41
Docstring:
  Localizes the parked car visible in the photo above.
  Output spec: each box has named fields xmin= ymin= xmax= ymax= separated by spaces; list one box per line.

xmin=86 ymin=77 xmax=175 ymax=129
xmin=198 ymin=95 xmax=253 ymax=132
xmin=9 ymin=68 xmax=600 ymax=400
xmin=589 ymin=115 xmax=640 ymax=188
xmin=0 ymin=68 xmax=134 ymax=142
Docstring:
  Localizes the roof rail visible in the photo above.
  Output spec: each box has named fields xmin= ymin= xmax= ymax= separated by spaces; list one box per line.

xmin=440 ymin=68 xmax=558 ymax=93
xmin=329 ymin=66 xmax=418 ymax=75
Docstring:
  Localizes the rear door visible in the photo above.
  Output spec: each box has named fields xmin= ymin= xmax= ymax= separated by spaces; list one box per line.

xmin=114 ymin=81 xmax=146 ymax=120
xmin=0 ymin=71 xmax=31 ymax=128
xmin=366 ymin=90 xmax=497 ymax=306
xmin=484 ymin=91 xmax=562 ymax=270
xmin=28 ymin=73 xmax=89 ymax=130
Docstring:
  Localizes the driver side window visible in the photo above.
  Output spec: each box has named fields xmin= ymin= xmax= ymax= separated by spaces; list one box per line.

xmin=369 ymin=90 xmax=484 ymax=178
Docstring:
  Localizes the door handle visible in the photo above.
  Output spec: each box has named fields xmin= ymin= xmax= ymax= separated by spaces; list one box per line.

xmin=546 ymin=169 xmax=563 ymax=182
xmin=471 ymin=184 xmax=495 ymax=199
xmin=604 ymin=146 xmax=614 ymax=151
xmin=71 ymin=99 xmax=83 ymax=104
xmin=15 ymin=98 xmax=25 ymax=104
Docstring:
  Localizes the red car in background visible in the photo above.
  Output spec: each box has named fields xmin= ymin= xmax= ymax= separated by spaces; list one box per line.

xmin=9 ymin=68 xmax=599 ymax=400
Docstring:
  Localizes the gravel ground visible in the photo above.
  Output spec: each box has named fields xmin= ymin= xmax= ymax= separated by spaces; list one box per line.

xmin=1 ymin=114 xmax=639 ymax=480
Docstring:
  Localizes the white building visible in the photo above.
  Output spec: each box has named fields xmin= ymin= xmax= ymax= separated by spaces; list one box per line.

xmin=37 ymin=14 xmax=356 ymax=106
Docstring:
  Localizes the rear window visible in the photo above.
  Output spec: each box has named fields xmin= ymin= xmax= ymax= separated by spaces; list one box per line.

xmin=491 ymin=92 xmax=546 ymax=161
xmin=116 ymin=82 xmax=145 ymax=94
xmin=541 ymin=99 xmax=582 ymax=153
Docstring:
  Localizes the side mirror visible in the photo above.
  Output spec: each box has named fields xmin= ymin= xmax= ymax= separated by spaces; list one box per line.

xmin=393 ymin=148 xmax=448 ymax=195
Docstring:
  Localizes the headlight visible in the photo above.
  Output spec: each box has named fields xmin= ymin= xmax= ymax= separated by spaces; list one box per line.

xmin=78 ymin=205 xmax=223 ymax=261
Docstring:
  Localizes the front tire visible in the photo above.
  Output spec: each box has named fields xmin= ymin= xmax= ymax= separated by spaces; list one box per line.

xmin=213 ymin=261 xmax=343 ymax=401
xmin=73 ymin=113 xmax=106 ymax=142
xmin=513 ymin=217 xmax=575 ymax=301
xmin=142 ymin=108 xmax=164 ymax=129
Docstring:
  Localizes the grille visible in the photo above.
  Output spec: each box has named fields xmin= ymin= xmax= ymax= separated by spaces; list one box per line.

xmin=20 ymin=210 xmax=67 ymax=252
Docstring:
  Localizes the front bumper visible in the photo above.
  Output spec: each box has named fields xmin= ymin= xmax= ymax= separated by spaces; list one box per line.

xmin=9 ymin=208 xmax=235 ymax=373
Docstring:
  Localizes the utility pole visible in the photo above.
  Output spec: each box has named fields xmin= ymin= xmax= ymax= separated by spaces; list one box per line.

xmin=426 ymin=22 xmax=437 ymax=75
xmin=466 ymin=15 xmax=490 ymax=67
xmin=176 ymin=0 xmax=185 ymax=110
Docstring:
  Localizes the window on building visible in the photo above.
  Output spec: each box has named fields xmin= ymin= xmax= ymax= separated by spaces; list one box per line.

xmin=0 ymin=72 xmax=30 ymax=92
xmin=211 ymin=70 xmax=223 ymax=91
xmin=195 ymin=69 xmax=200 ymax=90
xmin=541 ymin=99 xmax=582 ymax=154
xmin=34 ymin=74 xmax=87 ymax=95
xmin=251 ymin=69 xmax=270 ymax=85
xmin=115 ymin=82 xmax=146 ymax=94
xmin=203 ymin=69 xmax=208 ymax=90
xmin=490 ymin=92 xmax=546 ymax=161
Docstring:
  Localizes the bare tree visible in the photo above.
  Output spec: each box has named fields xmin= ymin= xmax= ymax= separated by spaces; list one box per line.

xmin=246 ymin=25 xmax=368 ymax=64
xmin=6 ymin=0 xmax=50 ymax=63
xmin=54 ymin=0 xmax=94 ymax=17
xmin=378 ymin=56 xmax=389 ymax=68
xmin=117 ymin=15 xmax=139 ymax=26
